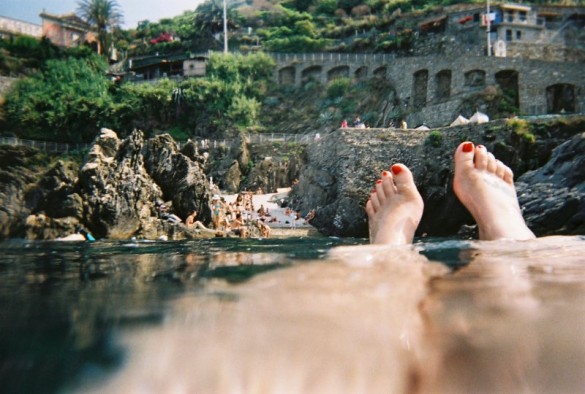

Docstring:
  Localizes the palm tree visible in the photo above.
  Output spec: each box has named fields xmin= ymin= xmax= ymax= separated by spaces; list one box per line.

xmin=77 ymin=0 xmax=123 ymax=57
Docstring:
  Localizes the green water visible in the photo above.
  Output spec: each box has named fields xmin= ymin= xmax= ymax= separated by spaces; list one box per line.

xmin=0 ymin=237 xmax=363 ymax=393
xmin=2 ymin=236 xmax=585 ymax=393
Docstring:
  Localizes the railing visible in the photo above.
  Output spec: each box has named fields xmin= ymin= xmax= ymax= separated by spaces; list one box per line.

xmin=0 ymin=137 xmax=90 ymax=153
xmin=187 ymin=132 xmax=318 ymax=149
xmin=267 ymin=52 xmax=396 ymax=64
xmin=0 ymin=132 xmax=318 ymax=154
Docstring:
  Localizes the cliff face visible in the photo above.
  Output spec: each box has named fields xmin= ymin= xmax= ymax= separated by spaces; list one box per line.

xmin=289 ymin=117 xmax=585 ymax=238
xmin=1 ymin=129 xmax=213 ymax=240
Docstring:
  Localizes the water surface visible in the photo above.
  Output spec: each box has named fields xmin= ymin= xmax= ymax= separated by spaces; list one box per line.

xmin=1 ymin=236 xmax=585 ymax=393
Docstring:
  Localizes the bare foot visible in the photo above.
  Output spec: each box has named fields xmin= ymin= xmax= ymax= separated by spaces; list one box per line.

xmin=366 ymin=164 xmax=424 ymax=245
xmin=453 ymin=142 xmax=535 ymax=241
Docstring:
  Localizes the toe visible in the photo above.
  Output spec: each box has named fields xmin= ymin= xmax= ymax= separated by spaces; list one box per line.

xmin=390 ymin=163 xmax=419 ymax=196
xmin=495 ymin=160 xmax=506 ymax=178
xmin=365 ymin=199 xmax=376 ymax=218
xmin=369 ymin=189 xmax=380 ymax=212
xmin=503 ymin=166 xmax=514 ymax=185
xmin=375 ymin=179 xmax=387 ymax=204
xmin=474 ymin=145 xmax=489 ymax=170
xmin=381 ymin=169 xmax=396 ymax=197
xmin=487 ymin=152 xmax=497 ymax=173
xmin=454 ymin=141 xmax=475 ymax=171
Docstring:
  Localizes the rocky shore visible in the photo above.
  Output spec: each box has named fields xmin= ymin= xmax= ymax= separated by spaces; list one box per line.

xmin=1 ymin=116 xmax=584 ymax=241
xmin=290 ymin=116 xmax=585 ymax=238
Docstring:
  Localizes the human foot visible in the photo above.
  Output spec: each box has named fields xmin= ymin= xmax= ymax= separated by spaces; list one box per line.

xmin=365 ymin=164 xmax=424 ymax=245
xmin=453 ymin=142 xmax=535 ymax=241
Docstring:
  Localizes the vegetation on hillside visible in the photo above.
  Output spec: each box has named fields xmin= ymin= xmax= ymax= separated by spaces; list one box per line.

xmin=0 ymin=0 xmax=582 ymax=142
xmin=3 ymin=52 xmax=274 ymax=142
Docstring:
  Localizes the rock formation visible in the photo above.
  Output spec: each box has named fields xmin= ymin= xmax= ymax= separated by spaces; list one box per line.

xmin=2 ymin=129 xmax=214 ymax=240
xmin=289 ymin=117 xmax=585 ymax=238
xmin=517 ymin=132 xmax=585 ymax=235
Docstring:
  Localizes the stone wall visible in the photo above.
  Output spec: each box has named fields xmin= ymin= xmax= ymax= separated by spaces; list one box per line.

xmin=273 ymin=54 xmax=584 ymax=127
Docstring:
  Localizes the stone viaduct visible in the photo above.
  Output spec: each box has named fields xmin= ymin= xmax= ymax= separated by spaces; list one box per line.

xmin=269 ymin=52 xmax=584 ymax=127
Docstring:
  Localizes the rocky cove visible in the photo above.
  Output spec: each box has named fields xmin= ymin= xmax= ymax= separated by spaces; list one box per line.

xmin=1 ymin=115 xmax=584 ymax=241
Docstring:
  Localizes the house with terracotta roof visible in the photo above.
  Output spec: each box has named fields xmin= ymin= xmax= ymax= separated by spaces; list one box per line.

xmin=40 ymin=12 xmax=97 ymax=49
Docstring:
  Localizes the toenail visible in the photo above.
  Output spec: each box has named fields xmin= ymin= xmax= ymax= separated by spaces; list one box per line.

xmin=382 ymin=170 xmax=389 ymax=177
xmin=462 ymin=142 xmax=474 ymax=152
xmin=371 ymin=189 xmax=376 ymax=193
xmin=391 ymin=164 xmax=402 ymax=175
xmin=376 ymin=179 xmax=382 ymax=184
xmin=477 ymin=144 xmax=485 ymax=149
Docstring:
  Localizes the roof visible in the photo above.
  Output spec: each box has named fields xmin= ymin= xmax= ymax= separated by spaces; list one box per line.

xmin=501 ymin=4 xmax=532 ymax=12
xmin=40 ymin=12 xmax=92 ymax=31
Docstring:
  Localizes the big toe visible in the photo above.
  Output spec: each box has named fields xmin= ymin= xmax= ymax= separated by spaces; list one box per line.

xmin=454 ymin=141 xmax=475 ymax=172
xmin=390 ymin=164 xmax=419 ymax=197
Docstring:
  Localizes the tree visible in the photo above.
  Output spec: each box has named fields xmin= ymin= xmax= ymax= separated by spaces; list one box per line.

xmin=77 ymin=0 xmax=124 ymax=57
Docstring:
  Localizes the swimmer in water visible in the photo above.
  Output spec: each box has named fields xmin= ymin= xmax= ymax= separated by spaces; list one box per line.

xmin=366 ymin=141 xmax=536 ymax=245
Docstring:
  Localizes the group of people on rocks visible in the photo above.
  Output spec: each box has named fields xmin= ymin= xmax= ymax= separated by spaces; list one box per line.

xmin=209 ymin=192 xmax=271 ymax=238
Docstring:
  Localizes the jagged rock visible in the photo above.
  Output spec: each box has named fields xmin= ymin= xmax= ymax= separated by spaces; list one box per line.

xmin=0 ymin=146 xmax=51 ymax=238
xmin=79 ymin=129 xmax=212 ymax=239
xmin=27 ymin=160 xmax=82 ymax=218
xmin=143 ymin=133 xmax=212 ymax=221
xmin=517 ymin=132 xmax=585 ymax=235
xmin=25 ymin=214 xmax=81 ymax=240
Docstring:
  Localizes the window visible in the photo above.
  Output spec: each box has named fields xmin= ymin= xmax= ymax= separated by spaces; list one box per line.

xmin=507 ymin=11 xmax=514 ymax=22
xmin=516 ymin=30 xmax=522 ymax=40
xmin=506 ymin=29 xmax=512 ymax=41
xmin=519 ymin=11 xmax=527 ymax=22
xmin=473 ymin=13 xmax=480 ymax=22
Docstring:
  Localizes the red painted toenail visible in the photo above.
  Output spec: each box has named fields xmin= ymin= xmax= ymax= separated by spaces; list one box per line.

xmin=371 ymin=189 xmax=376 ymax=193
xmin=382 ymin=170 xmax=389 ymax=177
xmin=391 ymin=165 xmax=402 ymax=175
xmin=462 ymin=142 xmax=474 ymax=153
xmin=376 ymin=179 xmax=382 ymax=184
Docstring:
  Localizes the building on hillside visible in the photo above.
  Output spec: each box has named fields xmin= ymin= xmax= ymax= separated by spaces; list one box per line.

xmin=40 ymin=12 xmax=96 ymax=49
xmin=496 ymin=3 xmax=544 ymax=44
xmin=127 ymin=53 xmax=208 ymax=82
xmin=0 ymin=16 xmax=42 ymax=39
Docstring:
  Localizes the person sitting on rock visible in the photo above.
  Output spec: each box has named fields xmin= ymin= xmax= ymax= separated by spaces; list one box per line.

xmin=257 ymin=218 xmax=271 ymax=238
xmin=305 ymin=209 xmax=316 ymax=223
xmin=185 ymin=210 xmax=207 ymax=230
xmin=230 ymin=213 xmax=247 ymax=238
xmin=156 ymin=201 xmax=182 ymax=224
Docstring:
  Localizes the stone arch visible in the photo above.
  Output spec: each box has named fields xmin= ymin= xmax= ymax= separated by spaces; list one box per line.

xmin=546 ymin=83 xmax=576 ymax=113
xmin=464 ymin=69 xmax=486 ymax=88
xmin=495 ymin=69 xmax=519 ymax=110
xmin=412 ymin=69 xmax=428 ymax=109
xmin=355 ymin=66 xmax=368 ymax=80
xmin=327 ymin=66 xmax=350 ymax=82
xmin=301 ymin=65 xmax=322 ymax=85
xmin=278 ymin=66 xmax=295 ymax=85
xmin=435 ymin=69 xmax=452 ymax=100
xmin=373 ymin=66 xmax=387 ymax=79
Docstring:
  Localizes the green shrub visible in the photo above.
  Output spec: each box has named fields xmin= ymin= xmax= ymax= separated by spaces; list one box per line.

xmin=326 ymin=77 xmax=351 ymax=99
xmin=425 ymin=130 xmax=443 ymax=147
xmin=507 ymin=118 xmax=536 ymax=144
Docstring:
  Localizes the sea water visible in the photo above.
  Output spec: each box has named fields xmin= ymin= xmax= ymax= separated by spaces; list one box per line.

xmin=1 ymin=236 xmax=585 ymax=393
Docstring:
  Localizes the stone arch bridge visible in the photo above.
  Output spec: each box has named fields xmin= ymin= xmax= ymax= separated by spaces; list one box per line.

xmin=269 ymin=52 xmax=584 ymax=127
